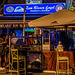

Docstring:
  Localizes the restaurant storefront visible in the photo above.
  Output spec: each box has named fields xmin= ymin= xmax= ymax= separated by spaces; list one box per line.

xmin=0 ymin=2 xmax=67 ymax=73
xmin=0 ymin=3 xmax=66 ymax=39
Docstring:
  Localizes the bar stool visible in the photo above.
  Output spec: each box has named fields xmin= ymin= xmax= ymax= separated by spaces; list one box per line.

xmin=11 ymin=49 xmax=26 ymax=75
xmin=55 ymin=48 xmax=69 ymax=75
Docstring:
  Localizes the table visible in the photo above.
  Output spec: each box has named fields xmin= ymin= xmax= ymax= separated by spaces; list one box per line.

xmin=43 ymin=51 xmax=75 ymax=73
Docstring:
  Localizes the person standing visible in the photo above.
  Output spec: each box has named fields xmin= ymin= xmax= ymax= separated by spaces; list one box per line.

xmin=0 ymin=34 xmax=6 ymax=69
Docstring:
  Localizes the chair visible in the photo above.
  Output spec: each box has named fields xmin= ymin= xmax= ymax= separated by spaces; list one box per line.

xmin=55 ymin=48 xmax=69 ymax=75
xmin=11 ymin=49 xmax=26 ymax=75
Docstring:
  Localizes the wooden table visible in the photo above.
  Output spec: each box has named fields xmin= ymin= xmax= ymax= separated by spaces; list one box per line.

xmin=43 ymin=51 xmax=75 ymax=73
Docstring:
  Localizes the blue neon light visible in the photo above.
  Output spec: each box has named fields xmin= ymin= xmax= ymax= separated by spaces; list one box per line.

xmin=4 ymin=3 xmax=65 ymax=14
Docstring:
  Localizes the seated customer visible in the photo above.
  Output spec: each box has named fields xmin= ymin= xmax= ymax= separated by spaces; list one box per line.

xmin=11 ymin=33 xmax=18 ymax=45
xmin=57 ymin=41 xmax=63 ymax=51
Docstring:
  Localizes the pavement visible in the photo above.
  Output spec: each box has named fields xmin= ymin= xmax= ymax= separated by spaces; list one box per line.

xmin=0 ymin=68 xmax=75 ymax=75
xmin=0 ymin=72 xmax=75 ymax=75
xmin=0 ymin=70 xmax=74 ymax=75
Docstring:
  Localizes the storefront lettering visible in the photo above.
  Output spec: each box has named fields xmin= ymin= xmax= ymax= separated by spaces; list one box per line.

xmin=46 ymin=6 xmax=55 ymax=10
xmin=4 ymin=3 xmax=65 ymax=14
xmin=19 ymin=24 xmax=23 ymax=27
xmin=8 ymin=25 xmax=11 ymax=27
xmin=26 ymin=6 xmax=32 ymax=10
xmin=0 ymin=24 xmax=24 ymax=28
xmin=5 ymin=24 xmax=9 ymax=27
xmin=34 ymin=6 xmax=44 ymax=9
xmin=13 ymin=24 xmax=16 ymax=27
xmin=15 ymin=24 xmax=18 ymax=27
xmin=0 ymin=25 xmax=3 ymax=27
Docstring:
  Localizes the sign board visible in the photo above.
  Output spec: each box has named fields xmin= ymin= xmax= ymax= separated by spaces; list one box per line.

xmin=0 ymin=24 xmax=23 ymax=28
xmin=26 ymin=0 xmax=42 ymax=4
xmin=4 ymin=3 xmax=65 ymax=14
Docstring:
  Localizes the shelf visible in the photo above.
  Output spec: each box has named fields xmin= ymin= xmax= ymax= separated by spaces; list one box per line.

xmin=29 ymin=37 xmax=42 ymax=38
xmin=29 ymin=44 xmax=41 ymax=45
xmin=43 ymin=38 xmax=49 ymax=39
xmin=29 ymin=35 xmax=42 ymax=38
xmin=27 ymin=34 xmax=42 ymax=71
xmin=22 ymin=47 xmax=31 ymax=48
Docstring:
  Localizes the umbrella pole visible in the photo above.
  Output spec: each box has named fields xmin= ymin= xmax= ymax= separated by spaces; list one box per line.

xmin=23 ymin=5 xmax=25 ymax=42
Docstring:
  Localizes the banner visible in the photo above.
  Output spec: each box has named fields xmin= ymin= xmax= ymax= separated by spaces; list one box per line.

xmin=4 ymin=3 xmax=65 ymax=14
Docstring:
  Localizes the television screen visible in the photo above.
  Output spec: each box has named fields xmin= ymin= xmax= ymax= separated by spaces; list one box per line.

xmin=15 ymin=28 xmax=35 ymax=36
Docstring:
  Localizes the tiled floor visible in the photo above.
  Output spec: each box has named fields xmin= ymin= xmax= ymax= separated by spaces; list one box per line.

xmin=0 ymin=71 xmax=74 ymax=75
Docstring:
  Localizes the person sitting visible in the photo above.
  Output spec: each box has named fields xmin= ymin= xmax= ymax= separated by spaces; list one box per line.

xmin=11 ymin=33 xmax=18 ymax=45
xmin=57 ymin=41 xmax=63 ymax=52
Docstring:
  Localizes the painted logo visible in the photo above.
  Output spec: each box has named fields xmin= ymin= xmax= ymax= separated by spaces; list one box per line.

xmin=6 ymin=6 xmax=14 ymax=12
xmin=14 ymin=6 xmax=24 ymax=12
xmin=56 ymin=4 xmax=64 ymax=11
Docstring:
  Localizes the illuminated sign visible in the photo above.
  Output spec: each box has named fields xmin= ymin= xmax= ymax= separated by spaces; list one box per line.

xmin=4 ymin=3 xmax=65 ymax=14
xmin=26 ymin=0 xmax=42 ymax=4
